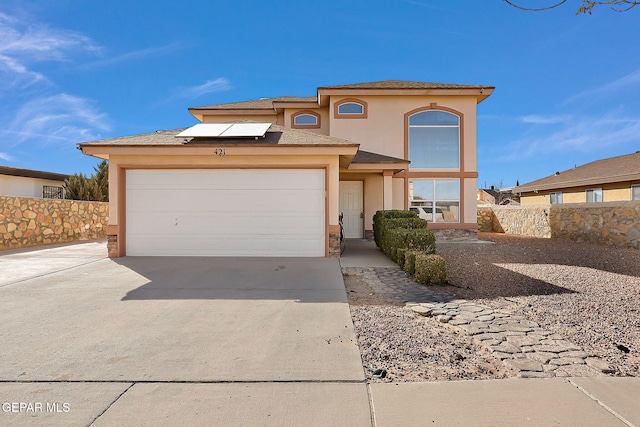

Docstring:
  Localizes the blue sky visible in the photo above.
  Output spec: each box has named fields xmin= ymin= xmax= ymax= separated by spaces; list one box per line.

xmin=1 ymin=1 xmax=639 ymax=188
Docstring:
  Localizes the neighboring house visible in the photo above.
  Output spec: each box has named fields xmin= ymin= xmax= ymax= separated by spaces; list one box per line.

xmin=0 ymin=166 xmax=68 ymax=199
xmin=79 ymin=80 xmax=493 ymax=257
xmin=515 ymin=151 xmax=640 ymax=205
xmin=477 ymin=188 xmax=520 ymax=206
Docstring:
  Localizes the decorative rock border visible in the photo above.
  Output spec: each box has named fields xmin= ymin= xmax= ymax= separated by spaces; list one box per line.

xmin=342 ymin=266 xmax=616 ymax=378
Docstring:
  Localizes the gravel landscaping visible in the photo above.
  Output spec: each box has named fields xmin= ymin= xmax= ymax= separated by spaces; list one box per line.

xmin=345 ymin=233 xmax=639 ymax=382
xmin=436 ymin=233 xmax=640 ymax=377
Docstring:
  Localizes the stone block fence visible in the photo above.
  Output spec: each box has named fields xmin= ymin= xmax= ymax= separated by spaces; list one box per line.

xmin=478 ymin=202 xmax=640 ymax=249
xmin=0 ymin=196 xmax=109 ymax=250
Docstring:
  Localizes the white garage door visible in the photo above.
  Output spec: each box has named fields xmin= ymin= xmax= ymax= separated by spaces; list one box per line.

xmin=126 ymin=169 xmax=325 ymax=256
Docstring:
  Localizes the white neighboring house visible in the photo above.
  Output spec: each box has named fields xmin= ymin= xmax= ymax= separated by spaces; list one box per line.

xmin=0 ymin=166 xmax=69 ymax=199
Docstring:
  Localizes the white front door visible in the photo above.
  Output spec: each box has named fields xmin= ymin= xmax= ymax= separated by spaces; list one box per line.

xmin=339 ymin=181 xmax=364 ymax=239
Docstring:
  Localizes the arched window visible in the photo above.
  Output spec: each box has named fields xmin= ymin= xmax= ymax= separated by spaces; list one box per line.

xmin=334 ymin=99 xmax=367 ymax=118
xmin=291 ymin=111 xmax=320 ymax=128
xmin=408 ymin=110 xmax=459 ymax=169
xmin=338 ymin=102 xmax=364 ymax=115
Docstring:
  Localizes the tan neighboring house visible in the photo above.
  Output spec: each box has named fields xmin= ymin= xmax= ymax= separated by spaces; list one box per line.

xmin=79 ymin=80 xmax=493 ymax=257
xmin=515 ymin=151 xmax=640 ymax=205
xmin=0 ymin=166 xmax=68 ymax=199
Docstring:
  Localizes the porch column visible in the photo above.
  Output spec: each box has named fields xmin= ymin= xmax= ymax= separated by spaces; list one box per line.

xmin=383 ymin=170 xmax=393 ymax=209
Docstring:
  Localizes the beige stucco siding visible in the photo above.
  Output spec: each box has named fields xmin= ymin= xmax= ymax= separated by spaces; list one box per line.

xmin=328 ymin=95 xmax=478 ymax=171
xmin=392 ymin=178 xmax=405 ymax=210
xmin=464 ymin=178 xmax=478 ymax=223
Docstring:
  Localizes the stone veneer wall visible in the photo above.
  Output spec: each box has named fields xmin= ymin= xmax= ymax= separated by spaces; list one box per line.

xmin=0 ymin=196 xmax=108 ymax=250
xmin=478 ymin=202 xmax=640 ymax=248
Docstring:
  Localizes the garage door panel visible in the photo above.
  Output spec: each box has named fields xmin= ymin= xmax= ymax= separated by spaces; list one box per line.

xmin=126 ymin=169 xmax=325 ymax=256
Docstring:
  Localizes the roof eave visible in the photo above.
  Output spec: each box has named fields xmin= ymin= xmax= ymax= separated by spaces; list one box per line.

xmin=188 ymin=108 xmax=277 ymax=121
xmin=317 ymin=87 xmax=494 ymax=104
xmin=516 ymin=172 xmax=640 ymax=193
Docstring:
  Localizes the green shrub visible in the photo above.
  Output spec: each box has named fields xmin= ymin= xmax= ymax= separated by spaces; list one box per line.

xmin=384 ymin=228 xmax=435 ymax=257
xmin=373 ymin=210 xmax=418 ymax=247
xmin=396 ymin=248 xmax=407 ymax=268
xmin=414 ymin=254 xmax=448 ymax=286
xmin=403 ymin=250 xmax=422 ymax=276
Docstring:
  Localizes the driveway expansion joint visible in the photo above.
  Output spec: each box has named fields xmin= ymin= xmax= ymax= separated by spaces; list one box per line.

xmin=343 ymin=266 xmax=614 ymax=379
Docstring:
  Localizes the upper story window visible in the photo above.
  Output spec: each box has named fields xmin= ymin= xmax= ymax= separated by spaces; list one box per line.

xmin=334 ymin=99 xmax=367 ymax=119
xmin=586 ymin=188 xmax=603 ymax=203
xmin=408 ymin=110 xmax=460 ymax=169
xmin=632 ymin=184 xmax=640 ymax=200
xmin=550 ymin=192 xmax=563 ymax=204
xmin=291 ymin=111 xmax=320 ymax=129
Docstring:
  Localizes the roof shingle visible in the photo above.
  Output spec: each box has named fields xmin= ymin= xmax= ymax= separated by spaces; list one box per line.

xmin=515 ymin=151 xmax=640 ymax=192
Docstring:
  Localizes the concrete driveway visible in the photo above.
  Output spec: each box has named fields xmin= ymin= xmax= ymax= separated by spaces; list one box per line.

xmin=0 ymin=242 xmax=370 ymax=426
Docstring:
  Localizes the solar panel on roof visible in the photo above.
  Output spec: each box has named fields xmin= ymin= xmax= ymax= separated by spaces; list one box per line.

xmin=176 ymin=124 xmax=231 ymax=138
xmin=176 ymin=123 xmax=271 ymax=138
xmin=219 ymin=122 xmax=271 ymax=137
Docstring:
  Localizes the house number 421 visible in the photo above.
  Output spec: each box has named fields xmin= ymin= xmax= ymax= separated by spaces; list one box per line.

xmin=213 ymin=148 xmax=226 ymax=157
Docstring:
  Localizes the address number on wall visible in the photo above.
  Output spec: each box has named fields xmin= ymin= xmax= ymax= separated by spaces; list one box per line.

xmin=213 ymin=148 xmax=226 ymax=157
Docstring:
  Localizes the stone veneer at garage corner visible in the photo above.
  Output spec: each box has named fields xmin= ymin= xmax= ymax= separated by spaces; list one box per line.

xmin=0 ymin=196 xmax=108 ymax=250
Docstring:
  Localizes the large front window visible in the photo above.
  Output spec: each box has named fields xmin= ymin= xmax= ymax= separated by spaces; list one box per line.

xmin=408 ymin=110 xmax=460 ymax=169
xmin=409 ymin=179 xmax=460 ymax=222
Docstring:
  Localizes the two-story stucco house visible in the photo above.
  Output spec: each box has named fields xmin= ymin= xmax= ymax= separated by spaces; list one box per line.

xmin=80 ymin=80 xmax=493 ymax=257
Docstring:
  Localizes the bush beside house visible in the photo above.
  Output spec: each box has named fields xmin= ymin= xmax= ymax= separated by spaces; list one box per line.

xmin=373 ymin=210 xmax=447 ymax=285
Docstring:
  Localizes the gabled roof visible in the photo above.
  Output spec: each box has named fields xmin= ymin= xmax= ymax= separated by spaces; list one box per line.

xmin=192 ymin=96 xmax=317 ymax=111
xmin=0 ymin=166 xmax=69 ymax=182
xmin=515 ymin=151 xmax=640 ymax=193
xmin=78 ymin=124 xmax=358 ymax=147
xmin=190 ymin=80 xmax=494 ymax=114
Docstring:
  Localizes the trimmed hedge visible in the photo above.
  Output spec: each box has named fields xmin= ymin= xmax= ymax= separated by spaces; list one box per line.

xmin=373 ymin=210 xmax=418 ymax=247
xmin=373 ymin=209 xmax=447 ymax=287
xmin=403 ymin=250 xmax=422 ymax=276
xmin=414 ymin=254 xmax=448 ymax=286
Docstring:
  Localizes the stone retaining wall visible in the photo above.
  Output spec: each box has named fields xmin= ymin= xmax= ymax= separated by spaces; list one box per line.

xmin=0 ymin=196 xmax=109 ymax=250
xmin=478 ymin=202 xmax=640 ymax=248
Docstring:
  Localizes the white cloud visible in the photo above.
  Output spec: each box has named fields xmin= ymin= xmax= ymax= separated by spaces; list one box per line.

xmin=501 ymin=112 xmax=640 ymax=161
xmin=180 ymin=78 xmax=232 ymax=99
xmin=519 ymin=114 xmax=571 ymax=125
xmin=564 ymin=68 xmax=640 ymax=105
xmin=81 ymin=43 xmax=182 ymax=69
xmin=158 ymin=78 xmax=232 ymax=105
xmin=3 ymin=93 xmax=110 ymax=148
xmin=0 ymin=152 xmax=14 ymax=162
xmin=0 ymin=12 xmax=100 ymax=88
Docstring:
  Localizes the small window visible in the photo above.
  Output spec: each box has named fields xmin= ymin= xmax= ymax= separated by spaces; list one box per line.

xmin=550 ymin=192 xmax=563 ymax=204
xmin=334 ymin=99 xmax=367 ymax=119
xmin=43 ymin=185 xmax=64 ymax=199
xmin=632 ymin=185 xmax=640 ymax=201
xmin=291 ymin=111 xmax=320 ymax=129
xmin=586 ymin=188 xmax=603 ymax=203
xmin=338 ymin=103 xmax=364 ymax=115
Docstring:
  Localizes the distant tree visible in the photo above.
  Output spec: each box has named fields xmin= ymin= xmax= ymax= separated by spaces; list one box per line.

xmin=64 ymin=160 xmax=109 ymax=201
xmin=503 ymin=0 xmax=639 ymax=14
xmin=92 ymin=160 xmax=109 ymax=202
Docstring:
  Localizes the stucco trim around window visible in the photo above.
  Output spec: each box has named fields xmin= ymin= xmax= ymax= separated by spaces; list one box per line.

xmin=403 ymin=104 xmax=465 ymax=172
xmin=291 ymin=110 xmax=321 ymax=129
xmin=333 ymin=98 xmax=368 ymax=119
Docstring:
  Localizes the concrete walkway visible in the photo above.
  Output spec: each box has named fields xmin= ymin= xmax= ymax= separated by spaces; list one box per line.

xmin=0 ymin=240 xmax=638 ymax=426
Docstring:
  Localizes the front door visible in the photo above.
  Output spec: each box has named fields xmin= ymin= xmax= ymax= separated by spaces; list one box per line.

xmin=339 ymin=181 xmax=364 ymax=238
